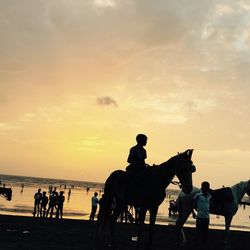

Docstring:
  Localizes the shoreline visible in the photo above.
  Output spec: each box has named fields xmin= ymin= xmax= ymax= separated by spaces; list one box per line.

xmin=1 ymin=210 xmax=250 ymax=232
xmin=0 ymin=214 xmax=249 ymax=250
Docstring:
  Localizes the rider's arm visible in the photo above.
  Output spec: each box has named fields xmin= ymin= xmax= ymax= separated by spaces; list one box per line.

xmin=127 ymin=147 xmax=135 ymax=164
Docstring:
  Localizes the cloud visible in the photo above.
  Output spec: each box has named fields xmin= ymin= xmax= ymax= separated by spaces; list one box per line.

xmin=75 ymin=137 xmax=104 ymax=152
xmin=93 ymin=0 xmax=116 ymax=8
xmin=0 ymin=122 xmax=21 ymax=131
xmin=96 ymin=96 xmax=118 ymax=107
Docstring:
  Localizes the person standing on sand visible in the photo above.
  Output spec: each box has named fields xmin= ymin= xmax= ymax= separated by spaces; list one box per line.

xmin=56 ymin=191 xmax=65 ymax=219
xmin=193 ymin=181 xmax=211 ymax=248
xmin=89 ymin=192 xmax=99 ymax=221
xmin=40 ymin=191 xmax=48 ymax=217
xmin=97 ymin=194 xmax=105 ymax=223
xmin=46 ymin=190 xmax=58 ymax=218
xmin=33 ymin=188 xmax=42 ymax=217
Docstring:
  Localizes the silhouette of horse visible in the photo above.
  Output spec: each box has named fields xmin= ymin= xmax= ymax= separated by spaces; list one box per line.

xmin=176 ymin=180 xmax=250 ymax=249
xmin=0 ymin=187 xmax=12 ymax=201
xmin=96 ymin=149 xmax=196 ymax=250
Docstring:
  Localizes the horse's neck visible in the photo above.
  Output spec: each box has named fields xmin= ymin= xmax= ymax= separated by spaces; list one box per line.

xmin=231 ymin=181 xmax=249 ymax=203
xmin=157 ymin=161 xmax=176 ymax=187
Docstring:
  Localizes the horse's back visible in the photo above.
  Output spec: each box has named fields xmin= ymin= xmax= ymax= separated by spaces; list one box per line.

xmin=210 ymin=187 xmax=234 ymax=203
xmin=104 ymin=168 xmax=155 ymax=207
xmin=177 ymin=186 xmax=237 ymax=216
xmin=104 ymin=169 xmax=129 ymax=201
xmin=210 ymin=187 xmax=236 ymax=215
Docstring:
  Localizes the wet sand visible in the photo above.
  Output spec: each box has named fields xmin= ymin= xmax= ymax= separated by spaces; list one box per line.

xmin=0 ymin=214 xmax=249 ymax=250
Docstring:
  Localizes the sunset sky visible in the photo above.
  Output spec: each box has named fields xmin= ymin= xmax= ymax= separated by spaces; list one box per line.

xmin=1 ymin=0 xmax=250 ymax=187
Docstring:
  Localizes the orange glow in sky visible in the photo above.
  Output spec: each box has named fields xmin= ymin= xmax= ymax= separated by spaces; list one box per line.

xmin=0 ymin=1 xmax=250 ymax=187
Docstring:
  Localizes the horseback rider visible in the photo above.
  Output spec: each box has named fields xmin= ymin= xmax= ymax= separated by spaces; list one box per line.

xmin=126 ymin=134 xmax=148 ymax=174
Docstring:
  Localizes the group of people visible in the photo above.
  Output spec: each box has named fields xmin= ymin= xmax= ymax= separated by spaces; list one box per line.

xmin=89 ymin=192 xmax=106 ymax=222
xmin=33 ymin=187 xmax=65 ymax=219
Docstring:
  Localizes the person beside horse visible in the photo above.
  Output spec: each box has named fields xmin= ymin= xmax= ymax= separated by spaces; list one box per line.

xmin=176 ymin=180 xmax=250 ymax=249
xmin=193 ymin=181 xmax=212 ymax=248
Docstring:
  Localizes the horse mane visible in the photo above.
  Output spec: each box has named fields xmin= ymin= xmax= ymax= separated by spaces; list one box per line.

xmin=231 ymin=180 xmax=250 ymax=203
xmin=148 ymin=155 xmax=178 ymax=177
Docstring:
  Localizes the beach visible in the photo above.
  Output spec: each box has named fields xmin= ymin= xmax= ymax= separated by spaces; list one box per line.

xmin=1 ymin=174 xmax=250 ymax=232
xmin=0 ymin=214 xmax=249 ymax=250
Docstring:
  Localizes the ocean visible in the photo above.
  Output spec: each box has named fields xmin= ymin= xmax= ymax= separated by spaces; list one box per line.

xmin=0 ymin=174 xmax=249 ymax=232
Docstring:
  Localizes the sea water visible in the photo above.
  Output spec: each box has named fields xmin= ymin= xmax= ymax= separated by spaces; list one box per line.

xmin=0 ymin=174 xmax=249 ymax=232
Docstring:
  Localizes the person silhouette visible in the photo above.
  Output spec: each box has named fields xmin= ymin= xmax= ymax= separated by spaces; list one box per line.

xmin=193 ymin=181 xmax=211 ymax=248
xmin=52 ymin=187 xmax=58 ymax=196
xmin=126 ymin=134 xmax=148 ymax=173
xmin=56 ymin=191 xmax=65 ymax=219
xmin=33 ymin=188 xmax=42 ymax=217
xmin=89 ymin=192 xmax=99 ymax=221
xmin=97 ymin=194 xmax=105 ymax=223
xmin=40 ymin=191 xmax=48 ymax=217
xmin=46 ymin=190 xmax=58 ymax=218
xmin=67 ymin=188 xmax=71 ymax=202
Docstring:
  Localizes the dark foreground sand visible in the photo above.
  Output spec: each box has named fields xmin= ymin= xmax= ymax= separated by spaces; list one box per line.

xmin=0 ymin=215 xmax=249 ymax=250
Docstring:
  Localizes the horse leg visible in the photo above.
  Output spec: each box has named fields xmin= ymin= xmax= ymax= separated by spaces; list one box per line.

xmin=146 ymin=207 xmax=158 ymax=250
xmin=135 ymin=208 xmax=147 ymax=249
xmin=94 ymin=216 xmax=106 ymax=248
xmin=110 ymin=206 xmax=122 ymax=250
xmin=224 ymin=215 xmax=233 ymax=250
xmin=175 ymin=209 xmax=191 ymax=246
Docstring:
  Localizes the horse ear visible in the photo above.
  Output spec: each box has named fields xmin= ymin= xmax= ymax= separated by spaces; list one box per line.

xmin=184 ymin=149 xmax=193 ymax=159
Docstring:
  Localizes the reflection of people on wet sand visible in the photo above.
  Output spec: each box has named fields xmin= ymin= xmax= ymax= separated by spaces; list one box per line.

xmin=33 ymin=189 xmax=42 ymax=217
xmin=89 ymin=192 xmax=99 ymax=221
xmin=40 ymin=191 xmax=48 ymax=217
xmin=56 ymin=191 xmax=65 ymax=219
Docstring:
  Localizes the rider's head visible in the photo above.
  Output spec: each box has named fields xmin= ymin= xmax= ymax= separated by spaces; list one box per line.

xmin=136 ymin=134 xmax=147 ymax=146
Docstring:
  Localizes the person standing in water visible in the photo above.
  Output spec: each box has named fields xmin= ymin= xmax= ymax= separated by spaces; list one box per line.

xmin=89 ymin=192 xmax=99 ymax=221
xmin=33 ymin=188 xmax=42 ymax=217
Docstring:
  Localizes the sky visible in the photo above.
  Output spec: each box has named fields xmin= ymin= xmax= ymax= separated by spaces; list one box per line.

xmin=0 ymin=0 xmax=250 ymax=188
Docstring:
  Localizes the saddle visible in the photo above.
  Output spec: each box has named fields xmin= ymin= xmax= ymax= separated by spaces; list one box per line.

xmin=209 ymin=187 xmax=234 ymax=215
xmin=125 ymin=166 xmax=151 ymax=207
xmin=210 ymin=187 xmax=234 ymax=203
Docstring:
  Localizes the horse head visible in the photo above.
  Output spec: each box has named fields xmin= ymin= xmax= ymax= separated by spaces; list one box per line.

xmin=174 ymin=149 xmax=196 ymax=194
